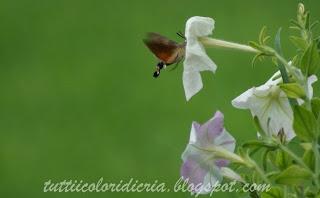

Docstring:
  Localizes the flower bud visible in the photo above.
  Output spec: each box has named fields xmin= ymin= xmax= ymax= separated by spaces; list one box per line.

xmin=298 ymin=3 xmax=305 ymax=15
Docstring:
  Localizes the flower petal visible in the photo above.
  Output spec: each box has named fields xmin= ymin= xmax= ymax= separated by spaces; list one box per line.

xmin=194 ymin=111 xmax=224 ymax=146
xmin=215 ymin=159 xmax=229 ymax=168
xmin=181 ymin=110 xmax=236 ymax=194
xmin=183 ymin=16 xmax=217 ymax=101
xmin=307 ymin=75 xmax=317 ymax=99
xmin=189 ymin=121 xmax=201 ymax=144
xmin=265 ymin=71 xmax=282 ymax=86
xmin=183 ymin=70 xmax=203 ymax=101
xmin=220 ymin=167 xmax=244 ymax=183
xmin=213 ymin=129 xmax=236 ymax=152
xmin=206 ymin=111 xmax=224 ymax=140
xmin=180 ymin=156 xmax=208 ymax=187
xmin=181 ymin=154 xmax=222 ymax=194
xmin=200 ymin=166 xmax=221 ymax=194
xmin=265 ymin=97 xmax=295 ymax=140
xmin=232 ymin=71 xmax=297 ymax=141
xmin=232 ymin=71 xmax=282 ymax=109
xmin=231 ymin=87 xmax=254 ymax=109
xmin=185 ymin=16 xmax=215 ymax=39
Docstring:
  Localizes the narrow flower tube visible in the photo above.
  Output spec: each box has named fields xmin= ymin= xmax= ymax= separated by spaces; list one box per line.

xmin=199 ymin=37 xmax=259 ymax=53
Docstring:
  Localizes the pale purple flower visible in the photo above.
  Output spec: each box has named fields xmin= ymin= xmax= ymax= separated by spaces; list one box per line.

xmin=180 ymin=111 xmax=236 ymax=194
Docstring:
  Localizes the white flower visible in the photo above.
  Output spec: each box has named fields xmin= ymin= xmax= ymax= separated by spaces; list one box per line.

xmin=182 ymin=16 xmax=258 ymax=101
xmin=232 ymin=71 xmax=317 ymax=141
xmin=183 ymin=16 xmax=217 ymax=101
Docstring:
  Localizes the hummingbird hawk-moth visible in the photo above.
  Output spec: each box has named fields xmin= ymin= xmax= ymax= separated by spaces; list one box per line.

xmin=143 ymin=32 xmax=186 ymax=78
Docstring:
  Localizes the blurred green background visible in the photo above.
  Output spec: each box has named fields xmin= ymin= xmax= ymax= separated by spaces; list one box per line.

xmin=0 ymin=0 xmax=319 ymax=197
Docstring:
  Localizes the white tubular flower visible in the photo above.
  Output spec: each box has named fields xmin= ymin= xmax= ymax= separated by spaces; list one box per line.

xmin=183 ymin=16 xmax=217 ymax=101
xmin=232 ymin=71 xmax=317 ymax=141
xmin=182 ymin=16 xmax=258 ymax=101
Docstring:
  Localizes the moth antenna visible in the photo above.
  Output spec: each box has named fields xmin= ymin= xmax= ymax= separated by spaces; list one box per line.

xmin=176 ymin=31 xmax=186 ymax=40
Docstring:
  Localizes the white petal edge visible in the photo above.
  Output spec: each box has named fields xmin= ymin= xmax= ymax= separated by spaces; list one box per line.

xmin=185 ymin=16 xmax=215 ymax=39
xmin=231 ymin=88 xmax=253 ymax=109
xmin=183 ymin=16 xmax=217 ymax=101
xmin=307 ymin=75 xmax=317 ymax=99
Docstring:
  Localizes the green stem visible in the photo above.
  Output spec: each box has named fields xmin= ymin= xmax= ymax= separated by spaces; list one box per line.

xmin=274 ymin=55 xmax=290 ymax=84
xmin=284 ymin=186 xmax=288 ymax=198
xmin=279 ymin=141 xmax=320 ymax=189
xmin=313 ymin=141 xmax=320 ymax=188
xmin=191 ymin=144 xmax=270 ymax=183
xmin=191 ymin=144 xmax=246 ymax=165
xmin=273 ymin=52 xmax=299 ymax=106
xmin=278 ymin=142 xmax=313 ymax=175
xmin=254 ymin=163 xmax=271 ymax=184
xmin=213 ymin=146 xmax=270 ymax=183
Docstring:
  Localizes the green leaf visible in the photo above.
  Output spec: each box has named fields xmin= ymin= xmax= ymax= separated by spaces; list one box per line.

xmin=242 ymin=140 xmax=277 ymax=150
xmin=293 ymin=105 xmax=318 ymax=141
xmin=311 ymin=98 xmax=320 ymax=119
xmin=274 ymin=28 xmax=292 ymax=90
xmin=300 ymin=42 xmax=320 ymax=75
xmin=267 ymin=150 xmax=291 ymax=171
xmin=300 ymin=142 xmax=312 ymax=150
xmin=253 ymin=116 xmax=265 ymax=134
xmin=275 ymin=165 xmax=312 ymax=185
xmin=279 ymin=83 xmax=306 ymax=99
xmin=274 ymin=28 xmax=283 ymax=56
xmin=249 ymin=41 xmax=266 ymax=52
xmin=259 ymin=26 xmax=268 ymax=44
xmin=261 ymin=187 xmax=283 ymax=198
xmin=310 ymin=21 xmax=319 ymax=30
xmin=290 ymin=36 xmax=308 ymax=50
xmin=303 ymin=149 xmax=315 ymax=171
xmin=305 ymin=12 xmax=310 ymax=29
xmin=275 ymin=150 xmax=290 ymax=170
xmin=262 ymin=149 xmax=270 ymax=171
xmin=266 ymin=171 xmax=281 ymax=180
xmin=251 ymin=53 xmax=265 ymax=68
xmin=291 ymin=54 xmax=302 ymax=67
xmin=290 ymin=19 xmax=303 ymax=29
xmin=305 ymin=189 xmax=317 ymax=198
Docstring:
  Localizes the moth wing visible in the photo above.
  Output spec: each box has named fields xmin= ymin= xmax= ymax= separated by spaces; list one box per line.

xmin=143 ymin=32 xmax=179 ymax=62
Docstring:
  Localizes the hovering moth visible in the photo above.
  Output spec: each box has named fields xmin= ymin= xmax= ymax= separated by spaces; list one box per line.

xmin=143 ymin=32 xmax=186 ymax=78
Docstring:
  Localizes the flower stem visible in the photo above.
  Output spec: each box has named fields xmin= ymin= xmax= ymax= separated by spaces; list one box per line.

xmin=210 ymin=145 xmax=246 ymax=164
xmin=245 ymin=155 xmax=271 ymax=184
xmin=278 ymin=142 xmax=313 ymax=175
xmin=273 ymin=53 xmax=290 ymax=83
xmin=278 ymin=141 xmax=320 ymax=190
xmin=313 ymin=141 xmax=320 ymax=188
xmin=199 ymin=37 xmax=260 ymax=53
xmin=273 ymin=52 xmax=299 ymax=106
xmin=201 ymin=145 xmax=270 ymax=183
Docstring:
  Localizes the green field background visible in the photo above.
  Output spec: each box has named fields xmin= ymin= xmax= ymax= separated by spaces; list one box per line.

xmin=0 ymin=0 xmax=319 ymax=197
